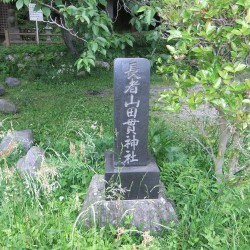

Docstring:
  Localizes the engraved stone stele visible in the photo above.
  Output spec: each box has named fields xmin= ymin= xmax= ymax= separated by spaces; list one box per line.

xmin=80 ymin=58 xmax=177 ymax=231
xmin=105 ymin=58 xmax=160 ymax=200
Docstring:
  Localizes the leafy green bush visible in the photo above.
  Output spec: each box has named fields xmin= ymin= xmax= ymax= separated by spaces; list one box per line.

xmin=149 ymin=118 xmax=250 ymax=249
xmin=0 ymin=44 xmax=79 ymax=82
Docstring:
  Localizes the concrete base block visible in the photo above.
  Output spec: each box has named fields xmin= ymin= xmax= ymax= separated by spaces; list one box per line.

xmin=79 ymin=174 xmax=178 ymax=231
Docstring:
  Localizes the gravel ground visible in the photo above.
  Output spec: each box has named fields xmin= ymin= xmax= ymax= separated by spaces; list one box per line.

xmin=150 ymin=85 xmax=218 ymax=121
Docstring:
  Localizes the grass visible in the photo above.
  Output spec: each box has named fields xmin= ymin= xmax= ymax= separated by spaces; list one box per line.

xmin=0 ymin=69 xmax=250 ymax=249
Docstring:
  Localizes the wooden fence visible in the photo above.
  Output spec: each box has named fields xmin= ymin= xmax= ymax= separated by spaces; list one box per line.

xmin=4 ymin=29 xmax=63 ymax=46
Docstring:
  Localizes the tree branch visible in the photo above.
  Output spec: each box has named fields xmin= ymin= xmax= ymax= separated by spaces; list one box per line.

xmin=45 ymin=16 xmax=86 ymax=42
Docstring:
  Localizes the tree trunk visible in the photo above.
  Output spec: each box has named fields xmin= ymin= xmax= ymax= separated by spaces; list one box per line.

xmin=228 ymin=130 xmax=243 ymax=177
xmin=214 ymin=114 xmax=232 ymax=182
xmin=61 ymin=27 xmax=79 ymax=55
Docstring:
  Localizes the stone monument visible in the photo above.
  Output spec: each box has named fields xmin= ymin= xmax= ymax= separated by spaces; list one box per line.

xmin=7 ymin=9 xmax=21 ymax=42
xmin=80 ymin=58 xmax=177 ymax=231
xmin=105 ymin=58 xmax=160 ymax=200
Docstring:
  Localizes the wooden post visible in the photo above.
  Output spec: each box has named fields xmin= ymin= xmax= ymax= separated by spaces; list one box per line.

xmin=35 ymin=20 xmax=39 ymax=44
xmin=4 ymin=30 xmax=10 ymax=47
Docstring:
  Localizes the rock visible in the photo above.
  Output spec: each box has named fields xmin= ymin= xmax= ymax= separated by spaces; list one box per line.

xmin=95 ymin=61 xmax=110 ymax=70
xmin=16 ymin=146 xmax=45 ymax=176
xmin=24 ymin=55 xmax=31 ymax=61
xmin=77 ymin=71 xmax=86 ymax=77
xmin=17 ymin=63 xmax=24 ymax=69
xmin=0 ymin=86 xmax=5 ymax=96
xmin=5 ymin=54 xmax=16 ymax=62
xmin=235 ymin=71 xmax=250 ymax=82
xmin=0 ymin=99 xmax=17 ymax=113
xmin=0 ymin=129 xmax=33 ymax=157
xmin=79 ymin=174 xmax=178 ymax=231
xmin=5 ymin=77 xmax=20 ymax=87
xmin=189 ymin=84 xmax=205 ymax=92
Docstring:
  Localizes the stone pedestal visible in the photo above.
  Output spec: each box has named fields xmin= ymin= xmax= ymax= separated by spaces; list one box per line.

xmin=8 ymin=27 xmax=21 ymax=41
xmin=80 ymin=174 xmax=178 ymax=231
xmin=105 ymin=151 xmax=160 ymax=200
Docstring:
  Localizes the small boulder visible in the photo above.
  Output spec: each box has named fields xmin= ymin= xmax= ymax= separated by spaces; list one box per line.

xmin=0 ymin=99 xmax=17 ymax=113
xmin=5 ymin=77 xmax=20 ymax=87
xmin=5 ymin=55 xmax=16 ymax=62
xmin=0 ymin=86 xmax=5 ymax=96
xmin=77 ymin=71 xmax=86 ymax=77
xmin=0 ymin=129 xmax=33 ymax=157
xmin=16 ymin=146 xmax=45 ymax=176
xmin=95 ymin=61 xmax=110 ymax=70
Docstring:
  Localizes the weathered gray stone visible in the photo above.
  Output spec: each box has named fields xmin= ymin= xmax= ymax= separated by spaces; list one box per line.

xmin=95 ymin=60 xmax=110 ymax=70
xmin=5 ymin=55 xmax=16 ymax=62
xmin=0 ymin=129 xmax=33 ymax=157
xmin=17 ymin=63 xmax=24 ymax=69
xmin=16 ymin=146 xmax=45 ymax=176
xmin=0 ymin=99 xmax=17 ymax=113
xmin=80 ymin=174 xmax=178 ymax=231
xmin=0 ymin=86 xmax=5 ymax=96
xmin=5 ymin=77 xmax=20 ymax=87
xmin=77 ymin=71 xmax=86 ymax=77
xmin=24 ymin=55 xmax=31 ymax=61
xmin=235 ymin=71 xmax=250 ymax=83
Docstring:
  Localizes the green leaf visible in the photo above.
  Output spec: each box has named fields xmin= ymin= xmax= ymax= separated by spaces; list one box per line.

xmin=231 ymin=29 xmax=242 ymax=35
xmin=242 ymin=99 xmax=250 ymax=103
xmin=242 ymin=122 xmax=248 ymax=129
xmin=96 ymin=36 xmax=107 ymax=44
xmin=145 ymin=9 xmax=155 ymax=25
xmin=173 ymin=73 xmax=179 ymax=81
xmin=213 ymin=77 xmax=222 ymax=89
xmin=99 ymin=0 xmax=107 ymax=6
xmin=166 ymin=45 xmax=176 ymax=54
xmin=99 ymin=24 xmax=109 ymax=33
xmin=16 ymin=0 xmax=23 ymax=10
xmin=81 ymin=13 xmax=90 ymax=24
xmin=197 ymin=70 xmax=210 ymax=80
xmin=231 ymin=4 xmax=239 ymax=15
xmin=88 ymin=58 xmax=95 ymax=67
xmin=42 ymin=7 xmax=51 ymax=17
xmin=99 ymin=48 xmax=107 ymax=56
xmin=91 ymin=42 xmax=98 ymax=52
xmin=55 ymin=0 xmax=63 ymax=5
xmin=237 ymin=0 xmax=250 ymax=7
xmin=224 ymin=65 xmax=234 ymax=72
xmin=205 ymin=22 xmax=216 ymax=35
xmin=245 ymin=79 xmax=250 ymax=87
xmin=245 ymin=8 xmax=250 ymax=23
xmin=23 ymin=0 xmax=29 ymax=6
xmin=177 ymin=89 xmax=183 ymax=96
xmin=230 ymin=42 xmax=237 ymax=51
xmin=219 ymin=70 xmax=229 ymax=80
xmin=34 ymin=3 xmax=42 ymax=11
xmin=234 ymin=63 xmax=246 ymax=72
xmin=76 ymin=58 xmax=83 ymax=71
xmin=92 ymin=25 xmax=99 ymax=36
xmin=127 ymin=39 xmax=133 ymax=47
xmin=190 ymin=75 xmax=199 ymax=83
xmin=192 ymin=47 xmax=202 ymax=53
xmin=211 ymin=98 xmax=227 ymax=108
xmin=137 ymin=6 xmax=148 ymax=13
xmin=167 ymin=30 xmax=182 ymax=41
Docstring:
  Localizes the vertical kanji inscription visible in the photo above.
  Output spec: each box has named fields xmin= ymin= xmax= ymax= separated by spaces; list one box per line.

xmin=114 ymin=58 xmax=150 ymax=166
